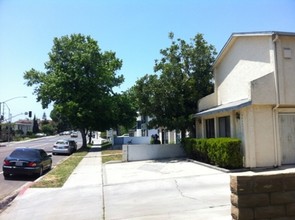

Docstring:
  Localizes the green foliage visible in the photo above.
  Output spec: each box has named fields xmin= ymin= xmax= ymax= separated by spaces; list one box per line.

xmin=32 ymin=115 xmax=39 ymax=133
xmin=15 ymin=129 xmax=24 ymax=135
xmin=41 ymin=123 xmax=56 ymax=135
xmin=24 ymin=34 xmax=137 ymax=147
xmin=150 ymin=138 xmax=161 ymax=144
xmin=50 ymin=107 xmax=72 ymax=132
xmin=100 ymin=131 xmax=107 ymax=139
xmin=150 ymin=134 xmax=161 ymax=144
xmin=133 ymin=33 xmax=216 ymax=136
xmin=183 ymin=138 xmax=243 ymax=169
xmin=26 ymin=131 xmax=33 ymax=136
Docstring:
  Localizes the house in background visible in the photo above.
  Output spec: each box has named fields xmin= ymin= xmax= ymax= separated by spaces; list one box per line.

xmin=195 ymin=31 xmax=295 ymax=168
xmin=134 ymin=114 xmax=158 ymax=138
xmin=135 ymin=114 xmax=181 ymax=144
xmin=14 ymin=119 xmax=33 ymax=135
xmin=112 ymin=113 xmax=181 ymax=146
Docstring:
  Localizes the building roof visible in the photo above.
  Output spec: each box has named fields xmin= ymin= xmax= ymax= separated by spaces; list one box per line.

xmin=214 ymin=31 xmax=295 ymax=67
xmin=14 ymin=120 xmax=32 ymax=125
xmin=195 ymin=99 xmax=251 ymax=117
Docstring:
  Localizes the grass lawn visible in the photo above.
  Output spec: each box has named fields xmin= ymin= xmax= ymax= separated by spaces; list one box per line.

xmin=32 ymin=146 xmax=122 ymax=188
xmin=32 ymin=147 xmax=90 ymax=188
xmin=101 ymin=149 xmax=122 ymax=163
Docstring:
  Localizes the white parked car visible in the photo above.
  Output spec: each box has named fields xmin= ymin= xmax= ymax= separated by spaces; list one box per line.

xmin=70 ymin=131 xmax=78 ymax=138
xmin=52 ymin=139 xmax=77 ymax=155
xmin=36 ymin=133 xmax=46 ymax=137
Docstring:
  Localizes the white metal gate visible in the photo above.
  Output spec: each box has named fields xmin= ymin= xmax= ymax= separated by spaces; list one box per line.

xmin=279 ymin=113 xmax=295 ymax=164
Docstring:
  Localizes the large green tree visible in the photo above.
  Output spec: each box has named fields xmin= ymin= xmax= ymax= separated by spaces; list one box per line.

xmin=50 ymin=107 xmax=72 ymax=133
xmin=133 ymin=33 xmax=216 ymax=138
xmin=24 ymin=34 xmax=136 ymax=147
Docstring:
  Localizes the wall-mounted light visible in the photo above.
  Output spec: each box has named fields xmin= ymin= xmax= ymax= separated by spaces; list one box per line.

xmin=198 ymin=119 xmax=202 ymax=124
xmin=236 ymin=112 xmax=240 ymax=120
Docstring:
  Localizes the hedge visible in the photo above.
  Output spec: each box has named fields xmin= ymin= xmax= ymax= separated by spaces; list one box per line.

xmin=183 ymin=138 xmax=243 ymax=169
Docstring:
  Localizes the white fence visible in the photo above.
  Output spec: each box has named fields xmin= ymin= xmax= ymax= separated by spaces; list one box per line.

xmin=122 ymin=144 xmax=186 ymax=161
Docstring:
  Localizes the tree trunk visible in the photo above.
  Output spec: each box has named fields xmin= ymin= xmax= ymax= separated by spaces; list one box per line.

xmin=88 ymin=130 xmax=92 ymax=145
xmin=80 ymin=128 xmax=87 ymax=148
xmin=181 ymin=129 xmax=186 ymax=141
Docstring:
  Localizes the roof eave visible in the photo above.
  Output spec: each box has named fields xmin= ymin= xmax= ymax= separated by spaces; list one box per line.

xmin=213 ymin=31 xmax=295 ymax=68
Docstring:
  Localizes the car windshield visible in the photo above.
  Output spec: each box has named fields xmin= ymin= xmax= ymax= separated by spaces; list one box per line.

xmin=10 ymin=149 xmax=39 ymax=160
xmin=56 ymin=141 xmax=68 ymax=145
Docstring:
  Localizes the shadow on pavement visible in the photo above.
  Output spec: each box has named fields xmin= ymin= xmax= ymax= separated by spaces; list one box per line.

xmin=88 ymin=146 xmax=101 ymax=152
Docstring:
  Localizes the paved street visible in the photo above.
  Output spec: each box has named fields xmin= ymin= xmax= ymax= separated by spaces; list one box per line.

xmin=0 ymin=135 xmax=82 ymax=202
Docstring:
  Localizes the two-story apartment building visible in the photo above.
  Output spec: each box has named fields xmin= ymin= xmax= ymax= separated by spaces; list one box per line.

xmin=195 ymin=31 xmax=295 ymax=168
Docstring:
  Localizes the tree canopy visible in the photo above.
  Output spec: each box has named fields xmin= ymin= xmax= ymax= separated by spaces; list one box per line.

xmin=133 ymin=33 xmax=216 ymax=137
xmin=24 ymin=34 xmax=137 ymax=147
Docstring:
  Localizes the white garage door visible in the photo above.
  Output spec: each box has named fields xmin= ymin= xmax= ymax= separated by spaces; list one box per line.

xmin=279 ymin=114 xmax=295 ymax=165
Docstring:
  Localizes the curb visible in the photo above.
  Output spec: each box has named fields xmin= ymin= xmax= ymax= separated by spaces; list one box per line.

xmin=0 ymin=152 xmax=70 ymax=213
xmin=0 ymin=181 xmax=32 ymax=213
xmin=186 ymin=158 xmax=248 ymax=173
xmin=0 ymin=191 xmax=18 ymax=213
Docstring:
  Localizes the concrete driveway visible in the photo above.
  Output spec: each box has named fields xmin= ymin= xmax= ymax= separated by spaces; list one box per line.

xmin=103 ymin=159 xmax=231 ymax=220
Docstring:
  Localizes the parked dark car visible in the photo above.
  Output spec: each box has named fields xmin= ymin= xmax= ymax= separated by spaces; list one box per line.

xmin=52 ymin=139 xmax=77 ymax=155
xmin=2 ymin=148 xmax=52 ymax=179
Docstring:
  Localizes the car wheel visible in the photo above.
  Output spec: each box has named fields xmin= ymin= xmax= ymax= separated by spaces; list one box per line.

xmin=48 ymin=162 xmax=52 ymax=171
xmin=38 ymin=167 xmax=43 ymax=177
xmin=3 ymin=173 xmax=10 ymax=179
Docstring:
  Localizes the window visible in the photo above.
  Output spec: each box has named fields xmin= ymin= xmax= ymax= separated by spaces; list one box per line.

xmin=218 ymin=116 xmax=230 ymax=137
xmin=40 ymin=150 xmax=48 ymax=158
xmin=205 ymin=118 xmax=215 ymax=138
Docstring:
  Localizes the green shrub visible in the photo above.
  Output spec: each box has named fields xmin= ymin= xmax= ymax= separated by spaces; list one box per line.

xmin=26 ymin=131 xmax=33 ymax=136
xmin=100 ymin=132 xmax=107 ymax=139
xmin=183 ymin=138 xmax=194 ymax=155
xmin=183 ymin=137 xmax=243 ymax=169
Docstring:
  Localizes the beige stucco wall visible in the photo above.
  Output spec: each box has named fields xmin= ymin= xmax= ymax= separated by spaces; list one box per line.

xmin=195 ymin=105 xmax=276 ymax=168
xmin=198 ymin=92 xmax=217 ymax=112
xmin=276 ymin=36 xmax=295 ymax=104
xmin=242 ymin=105 xmax=276 ymax=168
xmin=215 ymin=36 xmax=274 ymax=105
xmin=251 ymin=72 xmax=276 ymax=104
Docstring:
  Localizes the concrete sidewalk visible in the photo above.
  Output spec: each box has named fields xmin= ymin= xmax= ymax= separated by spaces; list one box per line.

xmin=103 ymin=159 xmax=231 ymax=219
xmin=0 ymin=146 xmax=103 ymax=220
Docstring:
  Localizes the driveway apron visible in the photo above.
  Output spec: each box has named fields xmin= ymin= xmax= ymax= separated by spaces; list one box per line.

xmin=103 ymin=159 xmax=231 ymax=220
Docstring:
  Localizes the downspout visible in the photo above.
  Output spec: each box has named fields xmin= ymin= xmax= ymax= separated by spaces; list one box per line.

xmin=272 ymin=34 xmax=280 ymax=167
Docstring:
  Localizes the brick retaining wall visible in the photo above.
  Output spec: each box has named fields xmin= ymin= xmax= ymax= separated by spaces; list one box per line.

xmin=230 ymin=172 xmax=295 ymax=219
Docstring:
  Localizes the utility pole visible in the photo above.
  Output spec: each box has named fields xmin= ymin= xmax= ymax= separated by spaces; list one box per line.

xmin=0 ymin=96 xmax=27 ymax=142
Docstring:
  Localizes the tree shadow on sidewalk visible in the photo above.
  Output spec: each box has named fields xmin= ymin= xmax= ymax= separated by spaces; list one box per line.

xmin=89 ymin=146 xmax=102 ymax=152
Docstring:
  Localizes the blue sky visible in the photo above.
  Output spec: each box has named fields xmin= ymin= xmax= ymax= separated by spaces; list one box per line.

xmin=0 ymin=0 xmax=295 ymax=122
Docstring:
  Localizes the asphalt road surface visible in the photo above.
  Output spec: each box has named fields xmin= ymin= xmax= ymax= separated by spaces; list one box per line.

xmin=0 ymin=134 xmax=82 ymax=201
